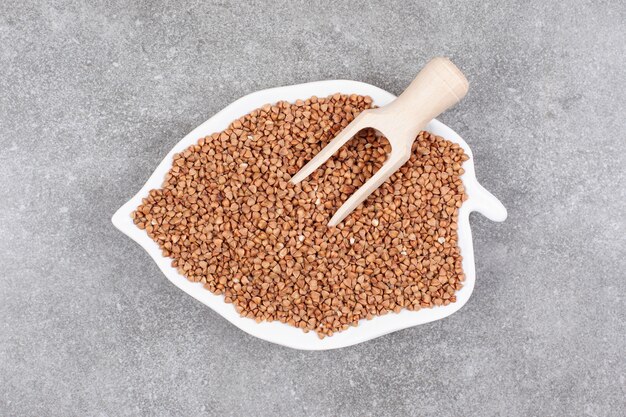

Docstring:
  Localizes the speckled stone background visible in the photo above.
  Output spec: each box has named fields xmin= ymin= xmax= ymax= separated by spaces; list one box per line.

xmin=1 ymin=1 xmax=625 ymax=416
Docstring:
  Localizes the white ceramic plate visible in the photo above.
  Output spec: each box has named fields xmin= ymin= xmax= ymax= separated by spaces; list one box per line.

xmin=112 ymin=80 xmax=507 ymax=350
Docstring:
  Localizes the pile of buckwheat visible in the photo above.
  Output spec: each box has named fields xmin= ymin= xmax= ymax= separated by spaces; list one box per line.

xmin=132 ymin=93 xmax=468 ymax=338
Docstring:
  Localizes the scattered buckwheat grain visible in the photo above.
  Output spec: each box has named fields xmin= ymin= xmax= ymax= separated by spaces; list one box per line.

xmin=132 ymin=93 xmax=469 ymax=338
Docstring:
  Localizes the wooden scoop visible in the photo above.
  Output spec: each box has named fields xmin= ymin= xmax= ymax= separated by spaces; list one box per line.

xmin=290 ymin=57 xmax=469 ymax=226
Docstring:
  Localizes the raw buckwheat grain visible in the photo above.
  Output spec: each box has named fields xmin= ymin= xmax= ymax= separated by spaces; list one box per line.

xmin=132 ymin=93 xmax=469 ymax=338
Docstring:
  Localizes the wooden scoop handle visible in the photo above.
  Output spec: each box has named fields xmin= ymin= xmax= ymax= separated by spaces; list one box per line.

xmin=375 ymin=57 xmax=469 ymax=145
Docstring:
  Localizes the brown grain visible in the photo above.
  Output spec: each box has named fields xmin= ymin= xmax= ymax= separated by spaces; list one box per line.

xmin=132 ymin=93 xmax=468 ymax=338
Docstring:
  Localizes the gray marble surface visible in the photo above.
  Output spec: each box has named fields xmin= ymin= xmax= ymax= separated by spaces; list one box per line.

xmin=1 ymin=1 xmax=625 ymax=416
